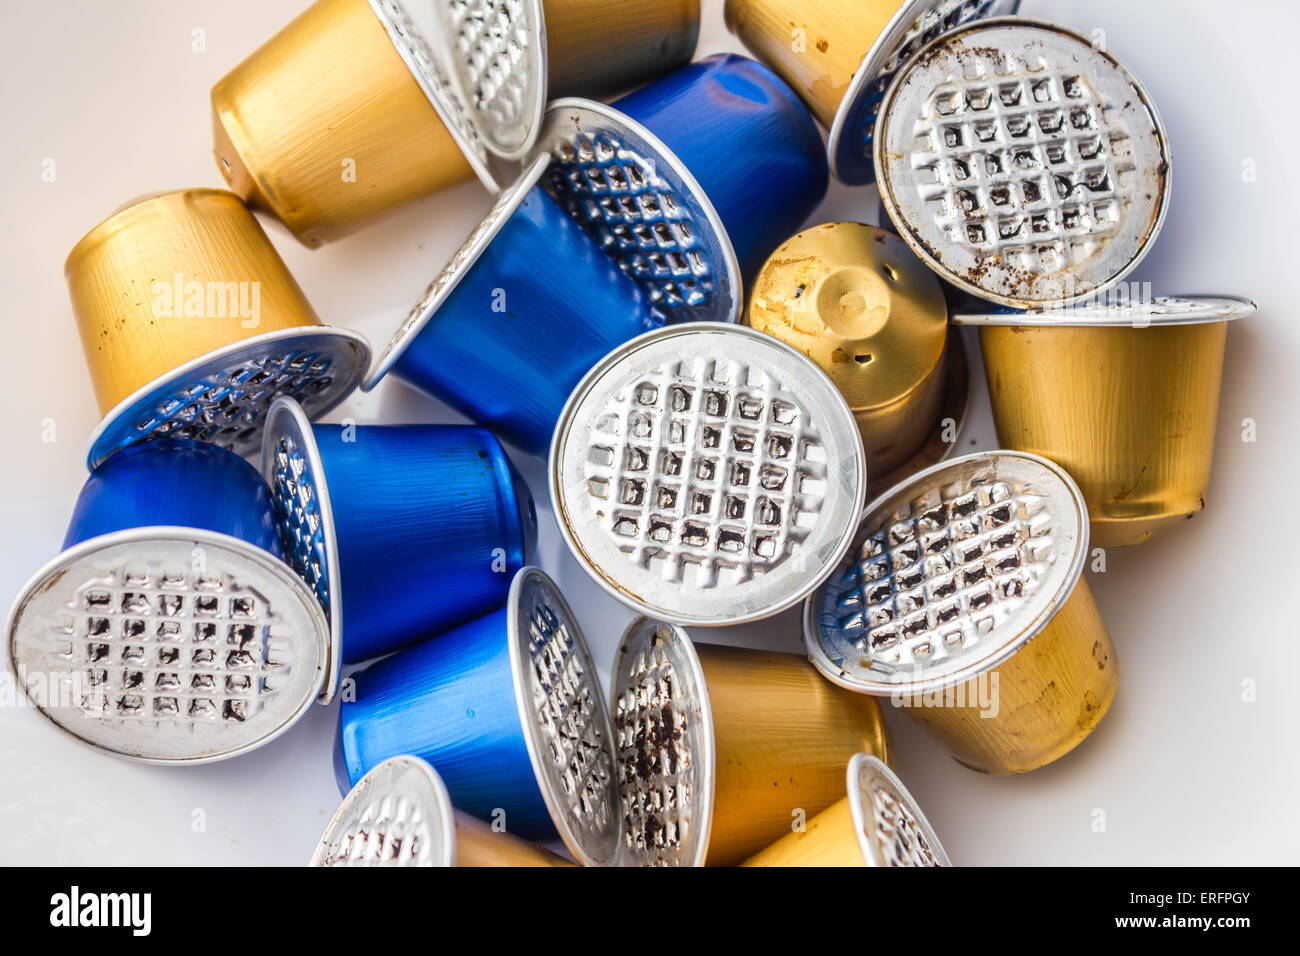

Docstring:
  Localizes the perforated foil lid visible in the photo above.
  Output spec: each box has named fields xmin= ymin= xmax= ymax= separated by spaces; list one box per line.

xmin=434 ymin=0 xmax=547 ymax=161
xmin=85 ymin=327 xmax=371 ymax=470
xmin=261 ymin=396 xmax=342 ymax=704
xmin=952 ymin=293 xmax=1257 ymax=327
xmin=610 ymin=616 xmax=715 ymax=867
xmin=805 ymin=451 xmax=1087 ymax=695
xmin=875 ymin=18 xmax=1170 ymax=309
xmin=531 ymin=99 xmax=742 ymax=325
xmin=369 ymin=0 xmax=502 ymax=192
xmin=847 ymin=754 xmax=949 ymax=866
xmin=312 ymin=755 xmax=457 ymax=866
xmin=551 ymin=323 xmax=866 ymax=626
xmin=507 ymin=567 xmax=619 ymax=867
xmin=4 ymin=528 xmax=330 ymax=763
xmin=828 ymin=0 xmax=1021 ymax=184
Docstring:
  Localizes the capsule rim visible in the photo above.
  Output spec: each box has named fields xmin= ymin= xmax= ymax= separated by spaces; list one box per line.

xmin=261 ymin=395 xmax=344 ymax=704
xmin=84 ymin=326 xmax=370 ymax=471
xmin=4 ymin=526 xmax=331 ymax=765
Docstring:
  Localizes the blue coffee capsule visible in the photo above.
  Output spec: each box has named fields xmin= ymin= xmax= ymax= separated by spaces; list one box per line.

xmin=336 ymin=567 xmax=619 ymax=866
xmin=261 ymin=396 xmax=537 ymax=671
xmin=533 ymin=53 xmax=829 ymax=324
xmin=361 ymin=156 xmax=663 ymax=455
xmin=4 ymin=439 xmax=331 ymax=764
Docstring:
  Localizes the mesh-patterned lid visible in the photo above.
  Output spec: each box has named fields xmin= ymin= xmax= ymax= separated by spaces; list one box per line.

xmin=433 ymin=0 xmax=547 ymax=161
xmin=4 ymin=528 xmax=330 ymax=763
xmin=875 ymin=18 xmax=1171 ymax=309
xmin=847 ymin=754 xmax=950 ymax=866
xmin=609 ymin=616 xmax=715 ymax=867
xmin=311 ymin=755 xmax=457 ymax=867
xmin=369 ymin=0 xmax=501 ymax=192
xmin=261 ymin=396 xmax=342 ymax=704
xmin=805 ymin=451 xmax=1087 ymax=695
xmin=531 ymin=98 xmax=742 ymax=325
xmin=507 ymin=567 xmax=620 ymax=866
xmin=364 ymin=155 xmax=551 ymax=391
xmin=952 ymin=293 xmax=1257 ymax=327
xmin=85 ymin=327 xmax=370 ymax=471
xmin=828 ymin=0 xmax=1021 ymax=184
xmin=551 ymin=323 xmax=866 ymax=626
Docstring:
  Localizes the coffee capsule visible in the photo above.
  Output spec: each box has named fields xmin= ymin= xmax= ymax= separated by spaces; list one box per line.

xmin=312 ymin=755 xmax=570 ymax=866
xmin=5 ymin=440 xmax=332 ymax=763
xmin=261 ymin=396 xmax=537 ymax=670
xmin=954 ymin=295 xmax=1256 ymax=547
xmin=211 ymin=0 xmax=499 ymax=246
xmin=746 ymin=221 xmax=969 ymax=488
xmin=532 ymin=53 xmax=830 ymax=324
xmin=743 ymin=753 xmax=949 ymax=866
xmin=550 ymin=323 xmax=866 ymax=626
xmin=363 ymin=156 xmax=662 ymax=455
xmin=337 ymin=568 xmax=620 ymax=866
xmin=611 ymin=617 xmax=892 ymax=865
xmin=805 ymin=450 xmax=1117 ymax=773
xmin=434 ymin=0 xmax=700 ymax=160
xmin=875 ymin=18 xmax=1171 ymax=309
xmin=723 ymin=0 xmax=1019 ymax=183
xmin=66 ymin=189 xmax=369 ymax=469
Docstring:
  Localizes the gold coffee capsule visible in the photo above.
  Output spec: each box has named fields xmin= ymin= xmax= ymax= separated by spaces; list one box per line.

xmin=805 ymin=451 xmax=1117 ymax=774
xmin=743 ymin=754 xmax=949 ymax=866
xmin=955 ymin=296 xmax=1257 ymax=548
xmin=65 ymin=189 xmax=369 ymax=468
xmin=745 ymin=222 xmax=968 ymax=488
xmin=211 ymin=0 xmax=498 ymax=247
xmin=723 ymin=0 xmax=1018 ymax=182
xmin=436 ymin=0 xmax=701 ymax=159
xmin=312 ymin=755 xmax=573 ymax=867
xmin=611 ymin=618 xmax=892 ymax=866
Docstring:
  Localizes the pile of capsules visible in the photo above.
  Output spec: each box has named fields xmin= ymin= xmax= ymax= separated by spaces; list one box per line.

xmin=5 ymin=0 xmax=1256 ymax=867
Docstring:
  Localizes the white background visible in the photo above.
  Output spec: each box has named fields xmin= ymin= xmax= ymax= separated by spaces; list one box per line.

xmin=2 ymin=0 xmax=1297 ymax=866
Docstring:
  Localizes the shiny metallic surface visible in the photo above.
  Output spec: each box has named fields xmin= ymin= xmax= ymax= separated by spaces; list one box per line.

xmin=211 ymin=0 xmax=496 ymax=247
xmin=5 ymin=441 xmax=330 ymax=764
xmin=745 ymin=222 xmax=955 ymax=478
xmin=542 ymin=1 xmax=700 ymax=98
xmin=364 ymin=156 xmax=661 ymax=455
xmin=806 ymin=451 xmax=1117 ymax=773
xmin=953 ymin=293 xmax=1257 ymax=327
xmin=338 ymin=568 xmax=618 ymax=859
xmin=829 ymin=0 xmax=1020 ymax=183
xmin=743 ymin=753 xmax=949 ymax=866
xmin=850 ymin=753 xmax=949 ymax=865
xmin=612 ymin=618 xmax=892 ymax=865
xmin=86 ymin=327 xmax=369 ymax=471
xmin=957 ymin=296 xmax=1254 ymax=547
xmin=262 ymin=397 xmax=535 ymax=677
xmin=437 ymin=0 xmax=701 ymax=161
xmin=723 ymin=0 xmax=1017 ymax=184
xmin=551 ymin=323 xmax=865 ymax=626
xmin=65 ymin=188 xmax=368 ymax=468
xmin=876 ymin=18 xmax=1171 ymax=308
xmin=533 ymin=55 xmax=827 ymax=323
xmin=338 ymin=606 xmax=551 ymax=834
xmin=807 ymin=451 xmax=1085 ymax=692
xmin=313 ymin=754 xmax=572 ymax=866
xmin=610 ymin=617 xmax=714 ymax=867
xmin=868 ymin=335 xmax=970 ymax=497
xmin=312 ymin=755 xmax=457 ymax=866
xmin=437 ymin=0 xmax=547 ymax=160
xmin=506 ymin=567 xmax=618 ymax=866
xmin=533 ymin=98 xmax=740 ymax=324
